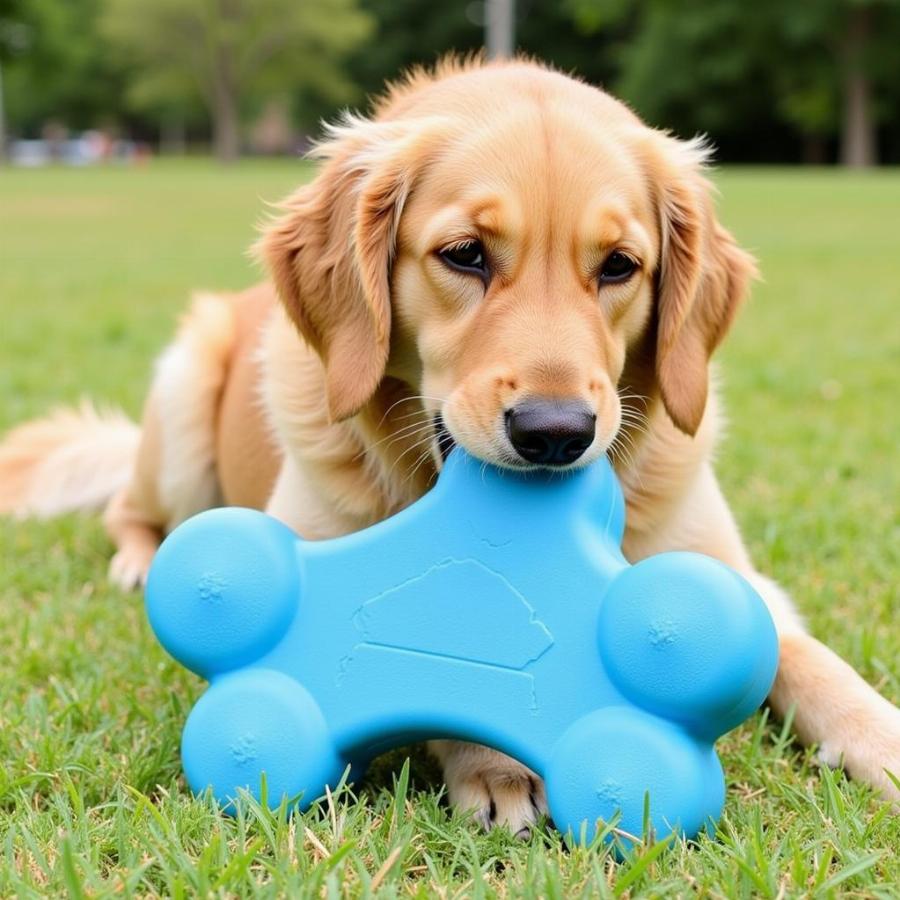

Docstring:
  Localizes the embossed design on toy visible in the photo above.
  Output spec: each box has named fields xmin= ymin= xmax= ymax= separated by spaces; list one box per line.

xmin=349 ymin=558 xmax=554 ymax=669
xmin=648 ymin=618 xmax=678 ymax=648
xmin=146 ymin=448 xmax=779 ymax=845
xmin=197 ymin=572 xmax=227 ymax=603
xmin=595 ymin=779 xmax=624 ymax=805
xmin=230 ymin=734 xmax=258 ymax=766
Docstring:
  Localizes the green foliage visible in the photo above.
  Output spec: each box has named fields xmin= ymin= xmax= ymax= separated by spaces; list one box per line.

xmin=1 ymin=160 xmax=899 ymax=894
xmin=516 ymin=0 xmax=632 ymax=92
xmin=345 ymin=0 xmax=481 ymax=105
xmin=1 ymin=0 xmax=374 ymax=140
xmin=101 ymin=0 xmax=373 ymax=131
xmin=1 ymin=0 xmax=129 ymax=133
xmin=4 ymin=0 xmax=900 ymax=160
xmin=344 ymin=0 xmax=631 ymax=114
xmin=570 ymin=0 xmax=900 ymax=160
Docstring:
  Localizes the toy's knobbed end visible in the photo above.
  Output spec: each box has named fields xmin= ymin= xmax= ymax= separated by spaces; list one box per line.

xmin=598 ymin=553 xmax=779 ymax=740
xmin=182 ymin=670 xmax=344 ymax=814
xmin=545 ymin=707 xmax=725 ymax=845
xmin=145 ymin=507 xmax=302 ymax=678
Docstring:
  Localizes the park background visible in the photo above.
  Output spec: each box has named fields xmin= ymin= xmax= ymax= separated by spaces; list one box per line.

xmin=2 ymin=0 xmax=900 ymax=166
xmin=1 ymin=0 xmax=899 ymax=896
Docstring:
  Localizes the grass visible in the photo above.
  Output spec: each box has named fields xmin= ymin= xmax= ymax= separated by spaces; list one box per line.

xmin=1 ymin=159 xmax=898 ymax=897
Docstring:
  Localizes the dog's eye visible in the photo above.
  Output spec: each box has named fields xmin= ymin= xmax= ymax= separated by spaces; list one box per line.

xmin=439 ymin=240 xmax=487 ymax=276
xmin=599 ymin=251 xmax=637 ymax=285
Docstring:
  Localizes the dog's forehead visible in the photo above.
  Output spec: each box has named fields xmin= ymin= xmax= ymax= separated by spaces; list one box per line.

xmin=417 ymin=109 xmax=654 ymax=233
xmin=451 ymin=103 xmax=641 ymax=171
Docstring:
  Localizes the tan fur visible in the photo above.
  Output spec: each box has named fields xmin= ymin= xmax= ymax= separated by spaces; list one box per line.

xmin=1 ymin=58 xmax=896 ymax=831
xmin=216 ymin=283 xmax=282 ymax=508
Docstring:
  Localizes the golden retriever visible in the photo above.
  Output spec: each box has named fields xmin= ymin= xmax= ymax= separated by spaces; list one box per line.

xmin=2 ymin=58 xmax=898 ymax=834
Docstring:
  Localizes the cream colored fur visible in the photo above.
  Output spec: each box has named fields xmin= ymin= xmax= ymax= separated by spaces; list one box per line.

xmin=0 ymin=401 xmax=139 ymax=518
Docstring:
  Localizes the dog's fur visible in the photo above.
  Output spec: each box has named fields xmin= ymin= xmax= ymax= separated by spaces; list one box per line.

xmin=2 ymin=59 xmax=898 ymax=833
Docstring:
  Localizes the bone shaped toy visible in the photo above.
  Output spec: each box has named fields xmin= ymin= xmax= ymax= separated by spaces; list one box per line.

xmin=145 ymin=448 xmax=778 ymax=843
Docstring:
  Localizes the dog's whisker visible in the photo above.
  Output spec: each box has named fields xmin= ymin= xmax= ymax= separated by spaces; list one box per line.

xmin=374 ymin=394 xmax=448 ymax=430
xmin=407 ymin=444 xmax=440 ymax=487
xmin=618 ymin=408 xmax=650 ymax=431
xmin=392 ymin=409 xmax=436 ymax=422
xmin=617 ymin=424 xmax=641 ymax=444
xmin=385 ymin=431 xmax=444 ymax=483
xmin=374 ymin=397 xmax=424 ymax=431
xmin=617 ymin=387 xmax=650 ymax=402
xmin=387 ymin=433 xmax=441 ymax=469
xmin=614 ymin=422 xmax=643 ymax=451
xmin=613 ymin=436 xmax=639 ymax=465
xmin=399 ymin=446 xmax=439 ymax=490
xmin=618 ymin=418 xmax=649 ymax=438
xmin=618 ymin=409 xmax=649 ymax=424
xmin=379 ymin=420 xmax=435 ymax=446
xmin=609 ymin=442 xmax=634 ymax=474
xmin=607 ymin=430 xmax=646 ymax=491
xmin=351 ymin=419 xmax=436 ymax=462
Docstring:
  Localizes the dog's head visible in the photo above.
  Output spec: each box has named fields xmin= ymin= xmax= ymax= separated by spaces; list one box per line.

xmin=259 ymin=61 xmax=755 ymax=471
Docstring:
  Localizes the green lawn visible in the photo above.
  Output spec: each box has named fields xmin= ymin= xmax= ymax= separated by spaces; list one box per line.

xmin=1 ymin=161 xmax=898 ymax=897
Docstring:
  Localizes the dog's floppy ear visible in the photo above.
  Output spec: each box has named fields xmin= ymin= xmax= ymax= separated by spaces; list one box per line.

xmin=257 ymin=115 xmax=446 ymax=421
xmin=645 ymin=134 xmax=757 ymax=435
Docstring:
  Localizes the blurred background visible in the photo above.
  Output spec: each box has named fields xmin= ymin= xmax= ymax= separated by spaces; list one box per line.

xmin=2 ymin=0 xmax=900 ymax=167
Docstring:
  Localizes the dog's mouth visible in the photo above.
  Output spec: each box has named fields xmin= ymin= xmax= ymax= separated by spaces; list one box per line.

xmin=432 ymin=413 xmax=456 ymax=462
xmin=431 ymin=413 xmax=563 ymax=472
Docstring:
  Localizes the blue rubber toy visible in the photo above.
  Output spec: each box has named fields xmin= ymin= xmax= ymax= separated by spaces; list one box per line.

xmin=145 ymin=448 xmax=778 ymax=844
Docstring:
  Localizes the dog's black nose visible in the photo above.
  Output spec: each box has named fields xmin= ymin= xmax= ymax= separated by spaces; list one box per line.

xmin=505 ymin=399 xmax=596 ymax=466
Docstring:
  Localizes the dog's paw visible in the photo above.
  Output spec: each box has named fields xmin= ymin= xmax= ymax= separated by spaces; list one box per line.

xmin=458 ymin=770 xmax=547 ymax=838
xmin=812 ymin=702 xmax=900 ymax=808
xmin=109 ymin=544 xmax=154 ymax=591
xmin=430 ymin=740 xmax=547 ymax=838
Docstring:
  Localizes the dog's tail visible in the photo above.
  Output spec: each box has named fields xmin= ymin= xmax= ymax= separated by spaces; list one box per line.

xmin=0 ymin=400 xmax=140 ymax=519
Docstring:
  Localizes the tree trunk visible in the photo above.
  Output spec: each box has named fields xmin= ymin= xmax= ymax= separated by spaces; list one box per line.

xmin=486 ymin=0 xmax=516 ymax=59
xmin=0 ymin=59 xmax=7 ymax=163
xmin=802 ymin=133 xmax=827 ymax=166
xmin=160 ymin=115 xmax=187 ymax=156
xmin=840 ymin=5 xmax=877 ymax=168
xmin=211 ymin=52 xmax=240 ymax=163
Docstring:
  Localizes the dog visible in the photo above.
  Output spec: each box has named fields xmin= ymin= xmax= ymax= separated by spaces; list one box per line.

xmin=2 ymin=58 xmax=898 ymax=835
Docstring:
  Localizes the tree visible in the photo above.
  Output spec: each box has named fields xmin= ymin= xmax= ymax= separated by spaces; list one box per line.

xmin=486 ymin=0 xmax=515 ymax=59
xmin=343 ymin=0 xmax=630 ymax=120
xmin=839 ymin=2 xmax=875 ymax=167
xmin=343 ymin=0 xmax=481 ymax=106
xmin=102 ymin=0 xmax=374 ymax=161
xmin=0 ymin=0 xmax=22 ymax=156
xmin=566 ymin=0 xmax=900 ymax=166
xmin=1 ymin=0 xmax=131 ymax=140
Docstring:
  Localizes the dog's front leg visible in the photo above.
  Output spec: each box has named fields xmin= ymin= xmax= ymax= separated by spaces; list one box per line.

xmin=429 ymin=740 xmax=547 ymax=837
xmin=750 ymin=571 xmax=900 ymax=804
xmin=772 ymin=632 xmax=900 ymax=802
